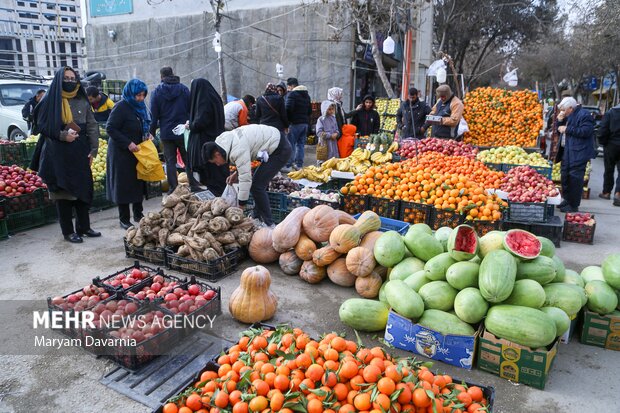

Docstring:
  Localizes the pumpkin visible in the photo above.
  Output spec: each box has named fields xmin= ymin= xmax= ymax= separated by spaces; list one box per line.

xmin=272 ymin=207 xmax=310 ymax=252
xmin=335 ymin=210 xmax=357 ymax=225
xmin=229 ymin=265 xmax=277 ymax=323
xmin=329 ymin=224 xmax=362 ymax=254
xmin=345 ymin=246 xmax=376 ymax=277
xmin=279 ymin=251 xmax=303 ymax=275
xmin=375 ymin=265 xmax=388 ymax=280
xmin=360 ymin=231 xmax=383 ymax=250
xmin=355 ymin=271 xmax=383 ymax=298
xmin=353 ymin=211 xmax=382 ymax=236
xmin=249 ymin=228 xmax=280 ymax=264
xmin=327 ymin=258 xmax=357 ymax=287
xmin=299 ymin=261 xmax=327 ymax=284
xmin=312 ymin=245 xmax=341 ymax=267
xmin=294 ymin=233 xmax=318 ymax=261
xmin=302 ymin=205 xmax=338 ymax=242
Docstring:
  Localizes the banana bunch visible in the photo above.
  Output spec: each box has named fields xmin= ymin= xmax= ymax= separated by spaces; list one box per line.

xmin=288 ymin=166 xmax=332 ymax=182
xmin=321 ymin=157 xmax=340 ymax=170
xmin=387 ymin=141 xmax=399 ymax=153
xmin=350 ymin=148 xmax=371 ymax=161
xmin=371 ymin=152 xmax=393 ymax=163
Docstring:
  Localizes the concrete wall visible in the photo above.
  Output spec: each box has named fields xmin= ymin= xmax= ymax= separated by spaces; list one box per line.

xmin=85 ymin=4 xmax=354 ymax=106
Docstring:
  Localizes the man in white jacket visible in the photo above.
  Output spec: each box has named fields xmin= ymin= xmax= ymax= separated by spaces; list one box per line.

xmin=202 ymin=124 xmax=292 ymax=226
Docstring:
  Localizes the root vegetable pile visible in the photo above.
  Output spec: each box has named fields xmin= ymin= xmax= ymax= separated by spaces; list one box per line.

xmin=162 ymin=325 xmax=492 ymax=413
xmin=268 ymin=174 xmax=301 ymax=194
xmin=500 ymin=165 xmax=559 ymax=202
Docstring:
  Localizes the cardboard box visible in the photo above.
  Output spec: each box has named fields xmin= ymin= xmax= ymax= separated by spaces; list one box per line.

xmin=384 ymin=311 xmax=480 ymax=370
xmin=477 ymin=328 xmax=558 ymax=390
xmin=580 ymin=309 xmax=620 ymax=351
xmin=560 ymin=313 xmax=580 ymax=344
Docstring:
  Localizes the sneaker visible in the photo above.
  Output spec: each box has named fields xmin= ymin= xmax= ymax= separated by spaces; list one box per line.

xmin=280 ymin=166 xmax=291 ymax=173
xmin=598 ymin=193 xmax=611 ymax=200
xmin=614 ymin=198 xmax=620 ymax=207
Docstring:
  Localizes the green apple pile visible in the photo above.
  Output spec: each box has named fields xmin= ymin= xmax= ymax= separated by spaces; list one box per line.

xmin=552 ymin=161 xmax=591 ymax=182
xmin=91 ymin=138 xmax=107 ymax=182
xmin=477 ymin=146 xmax=549 ymax=167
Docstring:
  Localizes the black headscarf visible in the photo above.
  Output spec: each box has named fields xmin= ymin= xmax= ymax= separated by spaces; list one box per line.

xmin=189 ymin=78 xmax=225 ymax=140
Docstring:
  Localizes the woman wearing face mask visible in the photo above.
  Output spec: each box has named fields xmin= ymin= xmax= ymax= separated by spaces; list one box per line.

xmin=31 ymin=67 xmax=100 ymax=243
xmin=106 ymin=79 xmax=152 ymax=229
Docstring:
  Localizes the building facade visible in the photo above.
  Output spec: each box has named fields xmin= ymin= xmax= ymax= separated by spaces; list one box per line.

xmin=0 ymin=0 xmax=84 ymax=76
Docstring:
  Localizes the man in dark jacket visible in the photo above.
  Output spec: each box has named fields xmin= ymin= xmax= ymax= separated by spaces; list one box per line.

xmin=21 ymin=89 xmax=46 ymax=131
xmin=284 ymin=77 xmax=312 ymax=169
xmin=598 ymin=104 xmax=620 ymax=205
xmin=397 ymin=87 xmax=431 ymax=139
xmin=350 ymin=95 xmax=380 ymax=136
xmin=555 ymin=97 xmax=596 ymax=212
xmin=85 ymin=86 xmax=114 ymax=123
xmin=149 ymin=66 xmax=191 ymax=192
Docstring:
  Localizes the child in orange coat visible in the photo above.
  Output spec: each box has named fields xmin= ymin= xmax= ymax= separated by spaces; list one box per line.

xmin=338 ymin=124 xmax=356 ymax=158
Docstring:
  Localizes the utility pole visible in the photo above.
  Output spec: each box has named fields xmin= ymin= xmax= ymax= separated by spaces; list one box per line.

xmin=210 ymin=0 xmax=227 ymax=105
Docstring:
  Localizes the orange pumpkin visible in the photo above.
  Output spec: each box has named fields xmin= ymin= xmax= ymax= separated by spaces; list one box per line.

xmin=229 ymin=265 xmax=277 ymax=323
xmin=299 ymin=261 xmax=327 ymax=284
xmin=355 ymin=271 xmax=383 ymax=298
xmin=294 ymin=233 xmax=318 ymax=261
xmin=329 ymin=224 xmax=361 ymax=254
xmin=249 ymin=228 xmax=280 ymax=264
xmin=302 ymin=205 xmax=339 ymax=243
xmin=312 ymin=245 xmax=341 ymax=267
xmin=345 ymin=246 xmax=376 ymax=277
xmin=327 ymin=258 xmax=357 ymax=287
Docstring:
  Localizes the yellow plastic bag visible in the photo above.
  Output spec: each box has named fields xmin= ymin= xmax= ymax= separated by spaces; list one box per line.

xmin=134 ymin=140 xmax=165 ymax=182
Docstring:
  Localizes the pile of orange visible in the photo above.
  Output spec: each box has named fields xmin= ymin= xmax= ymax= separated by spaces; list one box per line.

xmin=163 ymin=326 xmax=491 ymax=413
xmin=463 ymin=87 xmax=543 ymax=147
xmin=341 ymin=153 xmax=506 ymax=221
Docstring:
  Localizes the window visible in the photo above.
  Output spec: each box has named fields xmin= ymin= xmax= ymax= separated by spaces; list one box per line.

xmin=33 ymin=25 xmax=39 ymax=31
xmin=70 ymin=43 xmax=77 ymax=53
xmin=61 ymin=17 xmax=68 ymax=22
xmin=60 ymin=6 xmax=67 ymax=11
xmin=30 ymin=2 xmax=37 ymax=7
xmin=26 ymin=39 xmax=35 ymax=70
xmin=46 ymin=4 xmax=54 ymax=9
xmin=0 ymin=84 xmax=50 ymax=107
xmin=0 ymin=38 xmax=14 ymax=70
xmin=20 ymin=24 xmax=28 ymax=30
xmin=69 ymin=6 xmax=75 ymax=12
xmin=72 ymin=56 xmax=78 ymax=67
xmin=62 ymin=28 xmax=69 ymax=33
xmin=59 ymin=42 xmax=66 ymax=66
xmin=17 ymin=1 xmax=25 ymax=6
xmin=71 ymin=17 xmax=76 ymax=23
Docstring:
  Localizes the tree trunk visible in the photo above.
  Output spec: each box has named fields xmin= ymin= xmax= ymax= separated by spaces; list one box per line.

xmin=368 ymin=22 xmax=395 ymax=98
xmin=217 ymin=52 xmax=227 ymax=105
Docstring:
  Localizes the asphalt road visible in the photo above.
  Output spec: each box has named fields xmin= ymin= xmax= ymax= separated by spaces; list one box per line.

xmin=0 ymin=156 xmax=619 ymax=413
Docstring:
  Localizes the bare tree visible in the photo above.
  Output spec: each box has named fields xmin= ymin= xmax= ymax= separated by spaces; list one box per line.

xmin=210 ymin=0 xmax=228 ymax=105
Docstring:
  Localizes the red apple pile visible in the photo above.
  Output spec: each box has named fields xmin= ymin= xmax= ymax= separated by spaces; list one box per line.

xmin=87 ymin=299 xmax=140 ymax=330
xmin=157 ymin=283 xmax=217 ymax=315
xmin=566 ymin=212 xmax=595 ymax=226
xmin=106 ymin=308 xmax=168 ymax=343
xmin=500 ymin=165 xmax=560 ymax=202
xmin=125 ymin=274 xmax=182 ymax=301
xmin=50 ymin=284 xmax=112 ymax=312
xmin=103 ymin=267 xmax=151 ymax=290
xmin=0 ymin=165 xmax=46 ymax=213
xmin=397 ymin=138 xmax=478 ymax=159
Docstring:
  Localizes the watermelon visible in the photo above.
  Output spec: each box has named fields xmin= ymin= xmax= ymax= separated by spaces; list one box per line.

xmin=339 ymin=298 xmax=389 ymax=331
xmin=374 ymin=231 xmax=406 ymax=268
xmin=558 ymin=269 xmax=585 ymax=287
xmin=502 ymin=279 xmax=546 ymax=308
xmin=418 ymin=281 xmax=458 ymax=311
xmin=537 ymin=236 xmax=556 ymax=258
xmin=478 ymin=231 xmax=505 ymax=258
xmin=417 ymin=309 xmax=475 ymax=336
xmin=434 ymin=226 xmax=453 ymax=251
xmin=551 ymin=255 xmax=566 ymax=282
xmin=384 ymin=280 xmax=425 ymax=319
xmin=485 ymin=305 xmax=557 ymax=348
xmin=581 ymin=266 xmax=605 ymax=284
xmin=409 ymin=223 xmax=433 ymax=235
xmin=424 ymin=252 xmax=457 ymax=281
xmin=543 ymin=283 xmax=585 ymax=317
xmin=516 ymin=256 xmax=557 ymax=285
xmin=403 ymin=230 xmax=444 ymax=262
xmin=585 ymin=280 xmax=618 ymax=315
xmin=503 ymin=229 xmax=541 ymax=260
xmin=540 ymin=307 xmax=571 ymax=337
xmin=378 ymin=282 xmax=388 ymax=303
xmin=404 ymin=270 xmax=431 ymax=292
xmin=447 ymin=224 xmax=479 ymax=261
xmin=446 ymin=261 xmax=480 ymax=290
xmin=389 ymin=257 xmax=425 ymax=281
xmin=601 ymin=254 xmax=620 ymax=289
xmin=479 ymin=249 xmax=517 ymax=303
xmin=454 ymin=288 xmax=488 ymax=324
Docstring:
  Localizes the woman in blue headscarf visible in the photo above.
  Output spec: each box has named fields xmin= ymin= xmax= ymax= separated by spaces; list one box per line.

xmin=106 ymin=79 xmax=152 ymax=228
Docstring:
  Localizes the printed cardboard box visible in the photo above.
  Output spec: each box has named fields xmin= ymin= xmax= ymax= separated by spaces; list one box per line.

xmin=384 ymin=311 xmax=479 ymax=370
xmin=580 ymin=309 xmax=620 ymax=351
xmin=477 ymin=327 xmax=558 ymax=390
xmin=560 ymin=313 xmax=580 ymax=345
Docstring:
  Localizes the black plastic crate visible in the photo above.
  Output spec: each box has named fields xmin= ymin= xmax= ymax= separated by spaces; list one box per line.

xmin=463 ymin=218 xmax=503 ymax=236
xmin=484 ymin=162 xmax=503 ymax=172
xmin=6 ymin=207 xmax=45 ymax=233
xmin=530 ymin=215 xmax=563 ymax=247
xmin=430 ymin=208 xmax=464 ymax=230
xmin=317 ymin=178 xmax=352 ymax=192
xmin=124 ymin=238 xmax=168 ymax=267
xmin=3 ymin=189 xmax=44 ymax=213
xmin=354 ymin=137 xmax=369 ymax=149
xmin=504 ymin=163 xmax=552 ymax=180
xmin=563 ymin=214 xmax=595 ymax=244
xmin=0 ymin=141 xmax=27 ymax=165
xmin=0 ymin=198 xmax=5 ymax=219
xmin=507 ymin=201 xmax=549 ymax=223
xmin=0 ymin=219 xmax=7 ymax=240
xmin=94 ymin=259 xmax=163 ymax=293
xmin=271 ymin=207 xmax=287 ymax=224
xmin=399 ymin=201 xmax=432 ymax=225
xmin=287 ymin=196 xmax=312 ymax=211
xmin=310 ymin=196 xmax=341 ymax=210
xmin=368 ymin=196 xmax=400 ymax=219
xmin=91 ymin=177 xmax=115 ymax=211
xmin=146 ymin=181 xmax=162 ymax=199
xmin=341 ymin=193 xmax=368 ymax=215
xmin=501 ymin=220 xmax=532 ymax=232
xmin=167 ymin=247 xmax=245 ymax=282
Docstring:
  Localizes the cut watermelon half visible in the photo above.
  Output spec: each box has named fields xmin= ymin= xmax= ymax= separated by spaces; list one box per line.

xmin=503 ymin=229 xmax=541 ymax=260
xmin=447 ymin=224 xmax=479 ymax=261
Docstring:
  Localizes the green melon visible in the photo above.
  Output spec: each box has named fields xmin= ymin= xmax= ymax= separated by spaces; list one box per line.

xmin=543 ymin=283 xmax=584 ymax=317
xmin=503 ymin=229 xmax=541 ymax=260
xmin=389 ymin=257 xmax=425 ymax=281
xmin=403 ymin=230 xmax=444 ymax=262
xmin=424 ymin=252 xmax=457 ymax=281
xmin=339 ymin=298 xmax=389 ymax=331
xmin=502 ymin=279 xmax=546 ymax=308
xmin=551 ymin=255 xmax=566 ymax=282
xmin=447 ymin=224 xmax=479 ymax=261
xmin=585 ymin=280 xmax=619 ymax=315
xmin=384 ymin=280 xmax=424 ymax=319
xmin=581 ymin=266 xmax=605 ymax=284
xmin=478 ymin=231 xmax=505 ymax=258
xmin=537 ymin=236 xmax=556 ymax=258
xmin=516 ymin=255 xmax=557 ymax=285
xmin=374 ymin=231 xmax=406 ymax=268
xmin=417 ymin=309 xmax=475 ymax=336
xmin=602 ymin=254 xmax=620 ymax=289
xmin=485 ymin=305 xmax=557 ymax=348
xmin=434 ymin=227 xmax=453 ymax=252
xmin=454 ymin=288 xmax=488 ymax=324
xmin=418 ymin=281 xmax=458 ymax=311
xmin=378 ymin=282 xmax=388 ymax=303
xmin=540 ymin=307 xmax=571 ymax=337
xmin=558 ymin=269 xmax=585 ymax=287
xmin=409 ymin=223 xmax=433 ymax=235
xmin=446 ymin=261 xmax=480 ymax=290
xmin=404 ymin=270 xmax=431 ymax=292
xmin=479 ymin=249 xmax=517 ymax=303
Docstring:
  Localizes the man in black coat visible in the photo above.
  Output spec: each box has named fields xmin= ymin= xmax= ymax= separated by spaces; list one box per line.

xmin=284 ymin=77 xmax=312 ymax=169
xmin=397 ymin=87 xmax=431 ymax=139
xmin=21 ymin=89 xmax=46 ymax=132
xmin=149 ymin=67 xmax=191 ymax=192
xmin=598 ymin=104 xmax=620 ymax=205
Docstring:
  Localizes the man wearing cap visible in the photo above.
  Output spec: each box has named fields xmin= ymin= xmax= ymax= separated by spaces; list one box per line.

xmin=397 ymin=87 xmax=431 ymax=139
xmin=426 ymin=85 xmax=464 ymax=139
xmin=554 ymin=97 xmax=596 ymax=212
xmin=284 ymin=77 xmax=312 ymax=170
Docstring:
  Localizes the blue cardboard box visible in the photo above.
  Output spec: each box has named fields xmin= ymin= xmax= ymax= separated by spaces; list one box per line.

xmin=384 ymin=311 xmax=480 ymax=370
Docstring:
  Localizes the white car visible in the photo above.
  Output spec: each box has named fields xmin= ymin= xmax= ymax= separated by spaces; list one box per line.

xmin=0 ymin=79 xmax=49 ymax=141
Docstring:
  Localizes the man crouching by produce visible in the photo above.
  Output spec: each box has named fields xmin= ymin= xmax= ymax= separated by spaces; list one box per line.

xmin=202 ymin=124 xmax=292 ymax=227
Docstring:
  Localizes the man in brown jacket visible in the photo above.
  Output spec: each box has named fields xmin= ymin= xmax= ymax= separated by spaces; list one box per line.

xmin=426 ymin=85 xmax=464 ymax=139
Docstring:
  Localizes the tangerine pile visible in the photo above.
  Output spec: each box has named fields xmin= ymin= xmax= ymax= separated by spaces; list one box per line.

xmin=463 ymin=87 xmax=543 ymax=147
xmin=163 ymin=326 xmax=491 ymax=413
xmin=341 ymin=153 xmax=507 ymax=221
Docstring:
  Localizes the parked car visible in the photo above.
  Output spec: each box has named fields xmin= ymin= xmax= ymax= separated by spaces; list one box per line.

xmin=0 ymin=79 xmax=49 ymax=141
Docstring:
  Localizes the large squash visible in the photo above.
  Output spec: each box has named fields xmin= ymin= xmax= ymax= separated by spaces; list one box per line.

xmin=272 ymin=207 xmax=310 ymax=252
xmin=335 ymin=210 xmax=357 ymax=225
xmin=312 ymin=245 xmax=341 ymax=267
xmin=229 ymin=265 xmax=277 ymax=323
xmin=249 ymin=228 xmax=280 ymax=264
xmin=279 ymin=251 xmax=303 ymax=275
xmin=300 ymin=261 xmax=327 ymax=284
xmin=302 ymin=205 xmax=338 ymax=242
xmin=360 ymin=231 xmax=383 ymax=250
xmin=355 ymin=271 xmax=383 ymax=298
xmin=294 ymin=233 xmax=318 ymax=261
xmin=353 ymin=211 xmax=382 ymax=236
xmin=329 ymin=224 xmax=362 ymax=253
xmin=327 ymin=258 xmax=357 ymax=287
xmin=345 ymin=246 xmax=376 ymax=277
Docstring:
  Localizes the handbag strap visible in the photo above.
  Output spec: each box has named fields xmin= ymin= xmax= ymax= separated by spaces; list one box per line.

xmin=262 ymin=95 xmax=280 ymax=115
